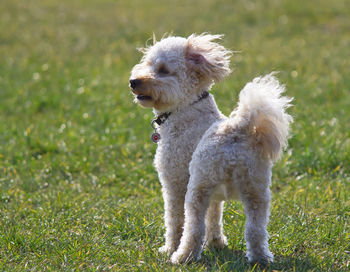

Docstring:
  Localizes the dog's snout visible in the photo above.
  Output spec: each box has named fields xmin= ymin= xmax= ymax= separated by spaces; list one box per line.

xmin=129 ymin=79 xmax=142 ymax=89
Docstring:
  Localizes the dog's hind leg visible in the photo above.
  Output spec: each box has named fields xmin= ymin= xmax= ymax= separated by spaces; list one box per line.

xmin=241 ymin=189 xmax=274 ymax=264
xmin=205 ymin=200 xmax=228 ymax=249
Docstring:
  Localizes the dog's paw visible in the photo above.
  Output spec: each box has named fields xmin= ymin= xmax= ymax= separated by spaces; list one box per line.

xmin=246 ymin=250 xmax=274 ymax=265
xmin=170 ymin=248 xmax=201 ymax=264
xmin=170 ymin=250 xmax=191 ymax=264
xmin=158 ymin=245 xmax=176 ymax=256
xmin=206 ymin=235 xmax=228 ymax=249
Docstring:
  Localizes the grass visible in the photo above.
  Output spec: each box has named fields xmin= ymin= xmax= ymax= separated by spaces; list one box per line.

xmin=0 ymin=0 xmax=349 ymax=271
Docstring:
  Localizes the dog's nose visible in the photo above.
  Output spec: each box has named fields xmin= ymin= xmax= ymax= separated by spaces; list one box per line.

xmin=129 ymin=79 xmax=142 ymax=89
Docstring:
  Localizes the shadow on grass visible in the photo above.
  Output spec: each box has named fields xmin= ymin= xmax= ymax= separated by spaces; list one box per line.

xmin=201 ymin=247 xmax=328 ymax=271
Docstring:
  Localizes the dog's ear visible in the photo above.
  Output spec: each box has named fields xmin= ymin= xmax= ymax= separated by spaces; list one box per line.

xmin=186 ymin=34 xmax=232 ymax=82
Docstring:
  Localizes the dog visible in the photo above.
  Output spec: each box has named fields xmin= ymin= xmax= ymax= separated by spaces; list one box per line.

xmin=129 ymin=33 xmax=293 ymax=264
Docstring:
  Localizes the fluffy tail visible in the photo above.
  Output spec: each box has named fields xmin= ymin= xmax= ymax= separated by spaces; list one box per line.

xmin=231 ymin=73 xmax=293 ymax=162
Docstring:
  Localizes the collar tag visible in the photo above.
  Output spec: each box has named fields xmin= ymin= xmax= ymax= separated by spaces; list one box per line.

xmin=151 ymin=119 xmax=162 ymax=144
xmin=151 ymin=132 xmax=161 ymax=143
xmin=150 ymin=113 xmax=171 ymax=144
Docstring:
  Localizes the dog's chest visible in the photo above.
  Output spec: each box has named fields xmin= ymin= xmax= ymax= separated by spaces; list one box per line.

xmin=154 ymin=119 xmax=212 ymax=184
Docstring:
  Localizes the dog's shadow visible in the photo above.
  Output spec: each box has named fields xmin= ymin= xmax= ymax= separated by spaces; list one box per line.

xmin=201 ymin=247 xmax=324 ymax=271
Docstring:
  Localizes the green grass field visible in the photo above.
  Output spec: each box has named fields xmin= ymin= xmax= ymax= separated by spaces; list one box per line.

xmin=0 ymin=0 xmax=349 ymax=271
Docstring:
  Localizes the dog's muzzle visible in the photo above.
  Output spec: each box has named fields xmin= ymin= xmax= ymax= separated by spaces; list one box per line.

xmin=129 ymin=78 xmax=152 ymax=101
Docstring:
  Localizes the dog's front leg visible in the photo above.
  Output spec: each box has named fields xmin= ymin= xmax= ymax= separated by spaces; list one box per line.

xmin=171 ymin=183 xmax=213 ymax=264
xmin=159 ymin=187 xmax=185 ymax=256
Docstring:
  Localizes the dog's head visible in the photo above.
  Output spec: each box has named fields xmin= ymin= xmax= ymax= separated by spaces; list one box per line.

xmin=129 ymin=34 xmax=231 ymax=112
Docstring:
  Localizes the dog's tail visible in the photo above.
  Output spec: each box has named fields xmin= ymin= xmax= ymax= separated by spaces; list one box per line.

xmin=231 ymin=73 xmax=293 ymax=162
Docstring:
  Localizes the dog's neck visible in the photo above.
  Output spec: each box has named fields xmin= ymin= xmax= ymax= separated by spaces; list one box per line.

xmin=153 ymin=90 xmax=210 ymax=122
xmin=152 ymin=90 xmax=224 ymax=132
xmin=151 ymin=91 xmax=224 ymax=145
xmin=152 ymin=91 xmax=210 ymax=127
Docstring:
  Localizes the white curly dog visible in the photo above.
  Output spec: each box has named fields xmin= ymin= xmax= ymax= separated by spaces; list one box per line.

xmin=129 ymin=34 xmax=293 ymax=264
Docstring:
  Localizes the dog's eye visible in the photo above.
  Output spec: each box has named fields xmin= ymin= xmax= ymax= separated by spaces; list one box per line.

xmin=158 ymin=66 xmax=170 ymax=75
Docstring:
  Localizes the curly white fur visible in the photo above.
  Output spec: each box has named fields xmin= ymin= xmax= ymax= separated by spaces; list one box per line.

xmin=129 ymin=34 xmax=293 ymax=264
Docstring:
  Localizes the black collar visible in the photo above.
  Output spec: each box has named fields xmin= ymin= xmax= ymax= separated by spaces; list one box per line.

xmin=191 ymin=91 xmax=209 ymax=106
xmin=152 ymin=112 xmax=171 ymax=127
xmin=151 ymin=91 xmax=209 ymax=127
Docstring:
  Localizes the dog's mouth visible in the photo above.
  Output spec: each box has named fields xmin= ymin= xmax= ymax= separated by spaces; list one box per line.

xmin=136 ymin=94 xmax=152 ymax=101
